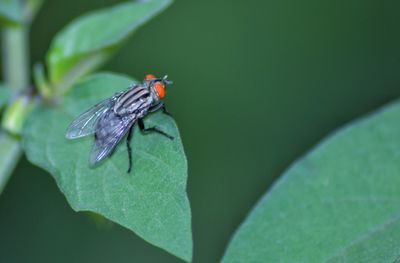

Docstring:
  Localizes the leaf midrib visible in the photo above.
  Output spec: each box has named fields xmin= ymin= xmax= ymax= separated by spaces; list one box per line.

xmin=323 ymin=211 xmax=400 ymax=262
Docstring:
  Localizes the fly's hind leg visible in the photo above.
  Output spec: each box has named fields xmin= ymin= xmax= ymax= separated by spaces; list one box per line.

xmin=138 ymin=118 xmax=174 ymax=140
xmin=126 ymin=125 xmax=134 ymax=173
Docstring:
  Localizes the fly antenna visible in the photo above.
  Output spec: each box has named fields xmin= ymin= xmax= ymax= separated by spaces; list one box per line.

xmin=163 ymin=75 xmax=173 ymax=85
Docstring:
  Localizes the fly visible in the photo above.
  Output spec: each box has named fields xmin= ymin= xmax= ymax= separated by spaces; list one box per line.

xmin=65 ymin=74 xmax=174 ymax=173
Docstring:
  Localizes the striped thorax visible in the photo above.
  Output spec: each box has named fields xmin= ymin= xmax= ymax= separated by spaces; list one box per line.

xmin=113 ymin=84 xmax=154 ymax=116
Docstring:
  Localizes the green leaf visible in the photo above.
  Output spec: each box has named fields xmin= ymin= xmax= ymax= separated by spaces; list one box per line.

xmin=0 ymin=85 xmax=11 ymax=110
xmin=0 ymin=132 xmax=21 ymax=194
xmin=47 ymin=0 xmax=172 ymax=93
xmin=33 ymin=62 xmax=51 ymax=99
xmin=0 ymin=0 xmax=22 ymax=26
xmin=0 ymin=0 xmax=42 ymax=26
xmin=22 ymin=73 xmax=192 ymax=262
xmin=222 ymin=101 xmax=400 ymax=263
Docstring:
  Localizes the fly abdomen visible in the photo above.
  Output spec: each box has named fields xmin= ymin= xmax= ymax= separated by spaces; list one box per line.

xmin=90 ymin=110 xmax=136 ymax=166
xmin=113 ymin=85 xmax=152 ymax=115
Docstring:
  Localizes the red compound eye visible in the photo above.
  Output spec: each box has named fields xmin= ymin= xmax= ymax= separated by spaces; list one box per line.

xmin=154 ymin=82 xmax=165 ymax=99
xmin=145 ymin=74 xmax=156 ymax=80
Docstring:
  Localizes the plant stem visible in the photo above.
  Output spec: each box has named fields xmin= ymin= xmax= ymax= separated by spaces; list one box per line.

xmin=2 ymin=25 xmax=29 ymax=91
xmin=0 ymin=13 xmax=30 ymax=193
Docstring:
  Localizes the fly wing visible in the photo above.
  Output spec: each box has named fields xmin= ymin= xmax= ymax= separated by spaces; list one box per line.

xmin=66 ymin=95 xmax=119 ymax=139
xmin=89 ymin=110 xmax=137 ymax=166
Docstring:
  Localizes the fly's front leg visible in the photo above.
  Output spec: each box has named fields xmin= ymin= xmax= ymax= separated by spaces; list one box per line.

xmin=126 ymin=125 xmax=134 ymax=173
xmin=161 ymin=104 xmax=172 ymax=116
xmin=138 ymin=118 xmax=174 ymax=140
xmin=149 ymin=102 xmax=172 ymax=116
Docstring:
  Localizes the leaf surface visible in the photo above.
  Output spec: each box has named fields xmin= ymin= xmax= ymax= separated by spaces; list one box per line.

xmin=222 ymin=101 xmax=400 ymax=263
xmin=47 ymin=0 xmax=172 ymax=90
xmin=0 ymin=0 xmax=22 ymax=25
xmin=0 ymin=132 xmax=21 ymax=194
xmin=22 ymin=73 xmax=192 ymax=262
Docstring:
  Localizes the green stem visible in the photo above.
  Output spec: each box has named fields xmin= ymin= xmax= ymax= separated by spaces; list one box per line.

xmin=2 ymin=25 xmax=29 ymax=91
xmin=0 ymin=11 xmax=30 ymax=193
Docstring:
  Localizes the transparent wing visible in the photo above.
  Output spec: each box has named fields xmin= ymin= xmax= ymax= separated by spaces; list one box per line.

xmin=66 ymin=96 xmax=119 ymax=139
xmin=89 ymin=110 xmax=137 ymax=166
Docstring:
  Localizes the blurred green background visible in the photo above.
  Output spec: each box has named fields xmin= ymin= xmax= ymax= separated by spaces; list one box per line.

xmin=1 ymin=0 xmax=400 ymax=262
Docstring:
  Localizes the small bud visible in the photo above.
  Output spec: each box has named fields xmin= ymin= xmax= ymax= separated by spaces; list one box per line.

xmin=2 ymin=95 xmax=35 ymax=135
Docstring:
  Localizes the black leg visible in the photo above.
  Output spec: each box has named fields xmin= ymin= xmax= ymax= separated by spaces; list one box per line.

xmin=148 ymin=102 xmax=163 ymax=113
xmin=126 ymin=125 xmax=134 ymax=173
xmin=149 ymin=102 xmax=172 ymax=117
xmin=161 ymin=104 xmax=172 ymax=116
xmin=138 ymin=118 xmax=174 ymax=140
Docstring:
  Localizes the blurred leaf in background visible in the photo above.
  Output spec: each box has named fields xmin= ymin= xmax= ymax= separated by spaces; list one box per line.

xmin=0 ymin=0 xmax=22 ymax=26
xmin=46 ymin=0 xmax=172 ymax=95
xmin=222 ymin=101 xmax=400 ymax=263
xmin=0 ymin=133 xmax=21 ymax=194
